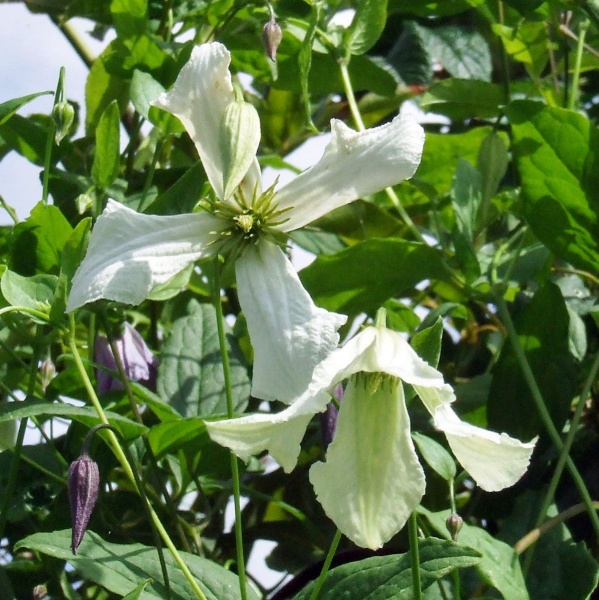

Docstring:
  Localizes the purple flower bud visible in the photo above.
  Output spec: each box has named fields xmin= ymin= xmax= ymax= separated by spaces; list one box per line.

xmin=446 ymin=512 xmax=464 ymax=541
xmin=95 ymin=323 xmax=157 ymax=394
xmin=320 ymin=383 xmax=344 ymax=449
xmin=68 ymin=452 xmax=100 ymax=553
xmin=262 ymin=17 xmax=283 ymax=62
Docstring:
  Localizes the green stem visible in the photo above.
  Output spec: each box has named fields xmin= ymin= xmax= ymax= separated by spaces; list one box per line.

xmin=0 ymin=193 xmax=19 ymax=223
xmin=67 ymin=315 xmax=208 ymax=600
xmin=408 ymin=512 xmax=423 ymax=600
xmin=495 ymin=296 xmax=599 ymax=540
xmin=211 ymin=256 xmax=248 ymax=600
xmin=308 ymin=529 xmax=342 ymax=600
xmin=50 ymin=17 xmax=95 ymax=68
xmin=568 ymin=19 xmax=590 ymax=110
xmin=81 ymin=424 xmax=173 ymax=600
xmin=524 ymin=347 xmax=599 ymax=574
xmin=42 ymin=67 xmax=65 ymax=204
xmin=101 ymin=317 xmax=193 ymax=553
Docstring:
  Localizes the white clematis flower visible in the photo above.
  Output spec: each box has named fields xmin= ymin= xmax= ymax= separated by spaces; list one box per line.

xmin=66 ymin=42 xmax=425 ymax=403
xmin=206 ymin=318 xmax=537 ymax=549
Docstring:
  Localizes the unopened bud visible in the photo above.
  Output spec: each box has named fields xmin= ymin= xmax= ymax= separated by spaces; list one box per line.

xmin=39 ymin=357 xmax=55 ymax=393
xmin=68 ymin=452 xmax=100 ymax=553
xmin=52 ymin=101 xmax=75 ymax=144
xmin=446 ymin=512 xmax=463 ymax=541
xmin=75 ymin=192 xmax=94 ymax=215
xmin=320 ymin=383 xmax=343 ymax=449
xmin=262 ymin=17 xmax=282 ymax=62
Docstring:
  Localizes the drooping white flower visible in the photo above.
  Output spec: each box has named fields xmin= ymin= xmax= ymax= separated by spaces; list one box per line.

xmin=206 ymin=318 xmax=537 ymax=549
xmin=66 ymin=42 xmax=425 ymax=403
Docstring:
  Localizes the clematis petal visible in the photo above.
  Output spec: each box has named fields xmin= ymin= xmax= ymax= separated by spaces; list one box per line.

xmin=274 ymin=115 xmax=424 ymax=232
xmin=152 ymin=43 xmax=261 ymax=200
xmin=67 ymin=200 xmax=221 ymax=311
xmin=414 ymin=385 xmax=536 ymax=492
xmin=235 ymin=241 xmax=346 ymax=403
xmin=205 ymin=391 xmax=329 ymax=472
xmin=309 ymin=378 xmax=426 ymax=549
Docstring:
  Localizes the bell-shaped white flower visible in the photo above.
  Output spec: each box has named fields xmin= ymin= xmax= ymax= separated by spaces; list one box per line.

xmin=66 ymin=42 xmax=425 ymax=403
xmin=206 ymin=319 xmax=537 ymax=549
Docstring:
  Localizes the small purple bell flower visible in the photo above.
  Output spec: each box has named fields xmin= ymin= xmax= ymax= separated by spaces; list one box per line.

xmin=68 ymin=452 xmax=100 ymax=553
xmin=95 ymin=322 xmax=157 ymax=394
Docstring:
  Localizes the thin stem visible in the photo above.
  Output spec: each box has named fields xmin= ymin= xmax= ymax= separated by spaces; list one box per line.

xmin=211 ymin=256 xmax=248 ymax=600
xmin=0 ymin=193 xmax=19 ymax=223
xmin=524 ymin=347 xmax=599 ymax=574
xmin=101 ymin=316 xmax=192 ymax=552
xmin=408 ymin=512 xmax=423 ymax=600
xmin=67 ymin=315 xmax=208 ymax=600
xmin=42 ymin=67 xmax=65 ymax=204
xmin=50 ymin=17 xmax=95 ymax=68
xmin=495 ymin=296 xmax=599 ymax=540
xmin=81 ymin=424 xmax=173 ymax=600
xmin=308 ymin=529 xmax=342 ymax=600
xmin=568 ymin=19 xmax=590 ymax=110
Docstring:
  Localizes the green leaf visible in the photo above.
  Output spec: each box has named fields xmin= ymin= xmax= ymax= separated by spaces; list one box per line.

xmin=416 ymin=127 xmax=499 ymax=196
xmin=130 ymin=70 xmax=163 ymax=119
xmin=1 ymin=271 xmax=56 ymax=311
xmin=388 ymin=21 xmax=433 ymax=86
xmin=15 ymin=530 xmax=258 ymax=600
xmin=0 ymin=114 xmax=49 ymax=166
xmin=344 ymin=0 xmax=388 ymax=56
xmin=85 ymin=44 xmax=129 ymax=134
xmin=411 ymin=317 xmax=444 ymax=367
xmin=61 ymin=217 xmax=91 ymax=281
xmin=122 ymin=580 xmax=152 ymax=600
xmin=493 ymin=21 xmax=548 ymax=77
xmin=300 ymin=239 xmax=449 ymax=315
xmin=0 ymin=399 xmax=147 ymax=441
xmin=477 ymin=132 xmax=509 ymax=207
xmin=157 ymin=300 xmax=250 ymax=417
xmin=417 ymin=23 xmax=492 ymax=81
xmin=110 ymin=0 xmax=147 ymax=38
xmin=292 ymin=538 xmax=481 ymax=599
xmin=412 ymin=432 xmax=457 ymax=480
xmin=389 ymin=0 xmax=483 ymax=17
xmin=92 ymin=100 xmax=121 ymax=189
xmin=421 ymin=79 xmax=504 ymax=121
xmin=10 ymin=203 xmax=73 ymax=275
xmin=418 ymin=507 xmax=529 ymax=600
xmin=147 ymin=163 xmax=206 ymax=215
xmin=452 ymin=159 xmax=483 ymax=240
xmin=488 ymin=283 xmax=577 ymax=440
xmin=508 ymin=100 xmax=599 ymax=274
xmin=0 ymin=91 xmax=53 ymax=125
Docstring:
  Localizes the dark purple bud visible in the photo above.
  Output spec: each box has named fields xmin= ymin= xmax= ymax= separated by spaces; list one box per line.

xmin=68 ymin=452 xmax=100 ymax=553
xmin=262 ymin=17 xmax=282 ymax=62
xmin=320 ymin=384 xmax=343 ymax=449
xmin=95 ymin=323 xmax=157 ymax=394
xmin=446 ymin=512 xmax=463 ymax=541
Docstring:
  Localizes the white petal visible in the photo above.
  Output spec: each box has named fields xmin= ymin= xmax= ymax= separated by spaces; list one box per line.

xmin=303 ymin=326 xmax=445 ymax=394
xmin=67 ymin=200 xmax=221 ymax=311
xmin=432 ymin=403 xmax=536 ymax=492
xmin=309 ymin=379 xmax=426 ymax=549
xmin=152 ymin=43 xmax=261 ymax=200
xmin=205 ymin=392 xmax=329 ymax=472
xmin=275 ymin=115 xmax=424 ymax=232
xmin=235 ymin=241 xmax=346 ymax=403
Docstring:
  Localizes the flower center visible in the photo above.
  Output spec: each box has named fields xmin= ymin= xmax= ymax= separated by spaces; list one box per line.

xmin=203 ymin=179 xmax=292 ymax=259
xmin=353 ymin=372 xmax=400 ymax=395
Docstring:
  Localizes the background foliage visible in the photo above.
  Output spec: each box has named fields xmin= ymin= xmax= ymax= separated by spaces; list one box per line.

xmin=2 ymin=0 xmax=599 ymax=598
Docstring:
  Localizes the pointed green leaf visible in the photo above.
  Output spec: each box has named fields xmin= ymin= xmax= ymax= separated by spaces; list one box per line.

xmin=15 ymin=530 xmax=258 ymax=600
xmin=292 ymin=538 xmax=481 ymax=599
xmin=344 ymin=0 xmax=388 ymax=56
xmin=92 ymin=100 xmax=121 ymax=189
xmin=412 ymin=432 xmax=457 ymax=481
xmin=508 ymin=100 xmax=599 ymax=274
xmin=0 ymin=91 xmax=52 ymax=125
xmin=1 ymin=270 xmax=56 ymax=311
